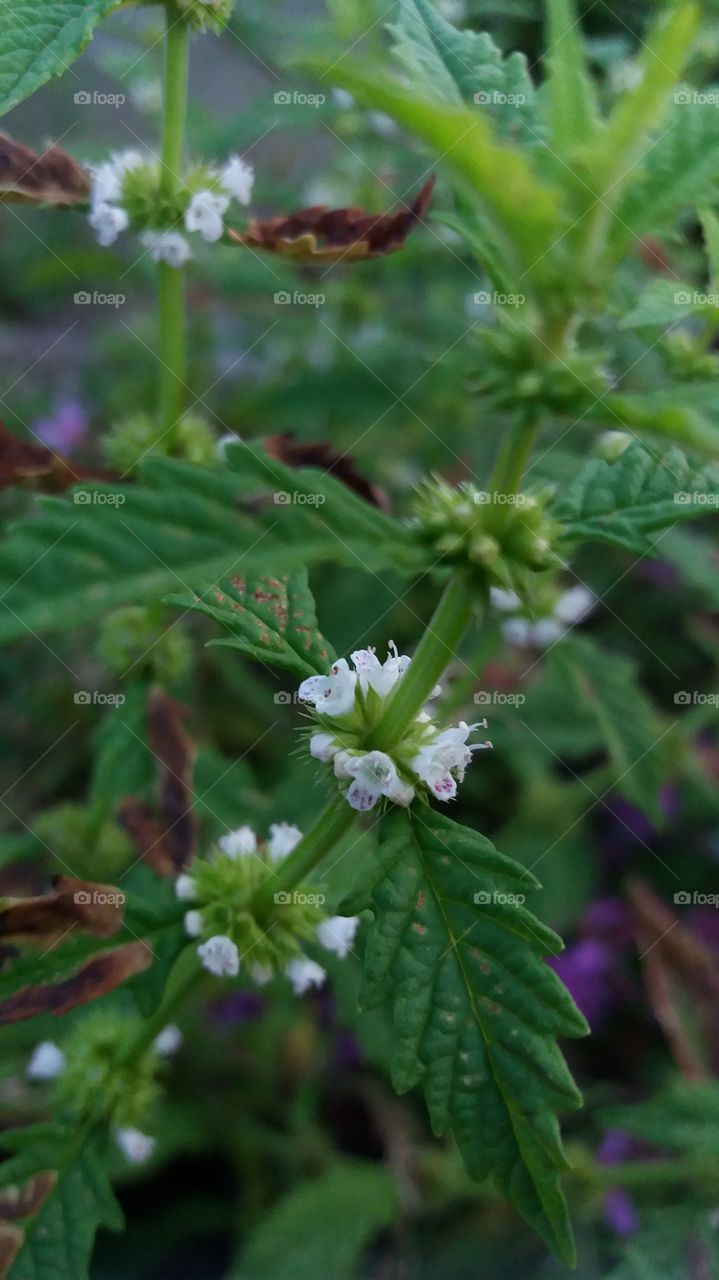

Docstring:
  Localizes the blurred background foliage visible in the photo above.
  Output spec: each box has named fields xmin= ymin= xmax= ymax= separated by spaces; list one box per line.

xmin=1 ymin=1 xmax=719 ymax=1277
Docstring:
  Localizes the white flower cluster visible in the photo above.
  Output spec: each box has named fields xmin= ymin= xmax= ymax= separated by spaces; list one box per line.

xmin=300 ymin=644 xmax=491 ymax=810
xmin=490 ymin=585 xmax=594 ymax=648
xmin=88 ymin=149 xmax=254 ymax=265
xmin=178 ymin=823 xmax=360 ymax=992
xmin=26 ymin=1025 xmax=182 ymax=1165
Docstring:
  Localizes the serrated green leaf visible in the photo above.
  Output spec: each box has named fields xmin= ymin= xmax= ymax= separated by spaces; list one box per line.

xmin=619 ymin=278 xmax=709 ymax=330
xmin=589 ymin=387 xmax=719 ymax=457
xmin=388 ymin=0 xmax=536 ymax=141
xmin=0 ymin=1 xmax=122 ymax=117
xmin=170 ymin=568 xmax=335 ymax=679
xmin=542 ymin=0 xmax=599 ymax=154
xmin=550 ymin=635 xmax=666 ymax=822
xmin=357 ymin=807 xmax=586 ymax=1264
xmin=0 ymin=1124 xmax=122 ymax=1280
xmin=553 ymin=441 xmax=719 ymax=553
xmin=231 ymin=1159 xmax=399 ymax=1280
xmin=89 ymin=681 xmax=151 ymax=817
xmin=0 ymin=446 xmax=425 ymax=647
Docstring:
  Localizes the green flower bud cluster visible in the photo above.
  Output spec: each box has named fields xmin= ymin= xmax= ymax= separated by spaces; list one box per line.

xmin=659 ymin=331 xmax=719 ymax=382
xmin=173 ymin=0 xmax=236 ymax=32
xmin=103 ymin=411 xmax=217 ymax=473
xmin=473 ymin=326 xmax=608 ymax=421
xmin=53 ymin=1010 xmax=162 ymax=1130
xmin=32 ymin=803 xmax=133 ymax=881
xmin=97 ymin=606 xmax=192 ymax=685
xmin=412 ymin=476 xmax=559 ymax=597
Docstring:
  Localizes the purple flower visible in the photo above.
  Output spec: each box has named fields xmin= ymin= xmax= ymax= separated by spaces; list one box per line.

xmin=550 ymin=938 xmax=618 ymax=1027
xmin=32 ymin=398 xmax=89 ymax=454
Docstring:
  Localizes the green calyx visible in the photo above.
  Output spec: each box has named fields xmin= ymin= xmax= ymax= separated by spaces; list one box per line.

xmin=104 ymin=411 xmax=217 ymax=473
xmin=170 ymin=0 xmax=236 ymax=33
xmin=473 ymin=325 xmax=608 ymax=420
xmin=32 ymin=803 xmax=133 ymax=881
xmin=412 ymin=475 xmax=559 ymax=597
xmin=120 ymin=160 xmax=229 ymax=233
xmin=54 ymin=1010 xmax=163 ymax=1129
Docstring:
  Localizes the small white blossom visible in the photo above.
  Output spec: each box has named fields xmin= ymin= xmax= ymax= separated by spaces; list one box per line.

xmin=27 ymin=1041 xmax=66 ymax=1081
xmin=553 ymin=585 xmax=595 ymax=625
xmin=343 ymin=750 xmax=415 ymax=811
xmin=218 ymin=825 xmax=257 ymax=858
xmin=351 ymin=642 xmax=410 ymax=699
xmin=140 ymin=228 xmax=193 ymax=268
xmin=251 ymin=963 xmax=274 ymax=986
xmin=411 ymin=721 xmax=491 ymax=801
xmin=489 ymin=586 xmax=522 ymax=612
xmin=316 ymin=915 xmax=359 ymax=958
xmin=175 ymin=874 xmax=197 ymax=900
xmin=89 ymin=150 xmax=143 ymax=208
xmin=198 ymin=935 xmax=240 ymax=977
xmin=115 ymin=1127 xmax=156 ymax=1165
xmin=88 ymin=202 xmax=129 ymax=247
xmin=184 ymin=189 xmax=229 ymax=242
xmin=286 ymin=956 xmax=326 ymax=995
xmin=153 ymin=1025 xmax=183 ymax=1056
xmin=219 ymin=154 xmax=254 ymax=205
xmin=310 ymin=732 xmax=340 ymax=763
xmin=267 ymin=822 xmax=303 ymax=861
xmin=299 ymin=658 xmax=357 ymax=717
xmin=501 ymin=586 xmax=595 ymax=649
xmin=184 ymin=909 xmax=204 ymax=937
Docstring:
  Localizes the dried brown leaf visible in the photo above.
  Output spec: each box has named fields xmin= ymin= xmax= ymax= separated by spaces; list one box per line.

xmin=229 ymin=177 xmax=435 ymax=263
xmin=0 ymin=941 xmax=152 ymax=1024
xmin=0 ymin=876 xmax=125 ymax=947
xmin=0 ymin=135 xmax=89 ymax=206
xmin=117 ymin=690 xmax=197 ymax=877
xmin=262 ymin=433 xmax=389 ymax=511
xmin=0 ymin=1172 xmax=57 ymax=1221
xmin=629 ymin=878 xmax=719 ymax=1079
xmin=0 ymin=1225 xmax=22 ymax=1280
xmin=0 ymin=422 xmax=115 ymax=494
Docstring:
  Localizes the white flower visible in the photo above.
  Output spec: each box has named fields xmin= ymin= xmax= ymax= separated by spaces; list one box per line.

xmin=219 ymin=154 xmax=254 ymax=205
xmin=27 ymin=1041 xmax=66 ymax=1081
xmin=89 ymin=150 xmax=143 ymax=208
xmin=411 ymin=721 xmax=491 ymax=801
xmin=489 ymin=586 xmax=521 ymax=612
xmin=298 ymin=658 xmax=357 ymax=717
xmin=140 ymin=228 xmax=193 ymax=267
xmin=184 ymin=189 xmax=229 ymax=242
xmin=115 ymin=1127 xmax=156 ymax=1165
xmin=342 ymin=750 xmax=415 ymax=811
xmin=310 ymin=732 xmax=340 ymax=763
xmin=316 ymin=915 xmax=359 ymax=958
xmin=553 ymin=585 xmax=595 ymax=626
xmin=197 ymin=935 xmax=240 ymax=977
xmin=218 ymin=825 xmax=257 ymax=858
xmin=153 ymin=1025 xmax=183 ymax=1056
xmin=184 ymin=909 xmax=204 ymax=937
xmin=351 ymin=641 xmax=410 ymax=699
xmin=251 ymin=963 xmax=273 ymax=986
xmin=175 ymin=874 xmax=197 ymax=900
xmin=286 ymin=956 xmax=326 ymax=994
xmin=502 ymin=616 xmax=563 ymax=648
xmin=88 ymin=202 xmax=129 ymax=247
xmin=267 ymin=822 xmax=303 ymax=862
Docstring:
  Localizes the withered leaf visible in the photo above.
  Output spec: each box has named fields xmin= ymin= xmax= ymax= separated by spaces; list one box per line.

xmin=229 ymin=177 xmax=435 ymax=263
xmin=0 ymin=1172 xmax=57 ymax=1222
xmin=629 ymin=878 xmax=719 ymax=1079
xmin=117 ymin=689 xmax=197 ymax=877
xmin=0 ymin=876 xmax=125 ymax=947
xmin=0 ymin=1225 xmax=22 ymax=1280
xmin=0 ymin=135 xmax=89 ymax=206
xmin=261 ymin=433 xmax=389 ymax=510
xmin=0 ymin=941 xmax=152 ymax=1024
xmin=0 ymin=422 xmax=115 ymax=494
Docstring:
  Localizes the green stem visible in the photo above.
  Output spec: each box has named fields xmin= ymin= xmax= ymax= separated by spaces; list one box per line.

xmin=368 ymin=572 xmax=476 ymax=752
xmin=158 ymin=10 xmax=189 ymax=443
xmin=255 ymin=796 xmax=356 ymax=911
xmin=117 ymin=945 xmax=202 ymax=1065
xmin=490 ymin=418 xmax=539 ymax=496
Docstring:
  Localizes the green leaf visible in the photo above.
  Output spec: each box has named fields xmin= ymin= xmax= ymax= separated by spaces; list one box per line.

xmin=0 ymin=445 xmax=425 ymax=647
xmin=663 ymin=527 xmax=719 ymax=609
xmin=388 ymin=0 xmax=536 ymax=141
xmin=232 ymin=1160 xmax=399 ymax=1280
xmin=353 ymin=807 xmax=587 ymax=1264
xmin=587 ymin=388 xmax=719 ymax=457
xmin=89 ymin=680 xmax=151 ymax=817
xmin=0 ymin=1123 xmax=123 ymax=1280
xmin=700 ymin=205 xmax=719 ymax=291
xmin=605 ymin=1079 xmax=719 ymax=1156
xmin=542 ymin=0 xmax=599 ymax=154
xmin=0 ymin=1 xmax=122 ymax=117
xmin=550 ymin=635 xmax=666 ymax=822
xmin=170 ymin=568 xmax=335 ymax=679
xmin=619 ymin=278 xmax=711 ymax=330
xmin=553 ymin=441 xmax=719 ymax=554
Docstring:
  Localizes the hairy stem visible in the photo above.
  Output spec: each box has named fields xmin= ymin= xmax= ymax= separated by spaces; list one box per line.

xmin=158 ymin=10 xmax=189 ymax=443
xmin=255 ymin=796 xmax=356 ymax=910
